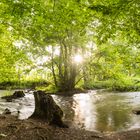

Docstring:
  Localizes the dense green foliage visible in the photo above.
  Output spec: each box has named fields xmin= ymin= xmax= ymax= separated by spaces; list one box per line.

xmin=0 ymin=0 xmax=140 ymax=92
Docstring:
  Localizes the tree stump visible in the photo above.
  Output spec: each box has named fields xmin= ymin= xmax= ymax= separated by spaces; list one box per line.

xmin=31 ymin=90 xmax=68 ymax=128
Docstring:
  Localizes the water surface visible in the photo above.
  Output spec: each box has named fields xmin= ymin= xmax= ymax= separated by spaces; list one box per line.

xmin=0 ymin=90 xmax=140 ymax=132
xmin=52 ymin=90 xmax=140 ymax=132
xmin=0 ymin=90 xmax=34 ymax=119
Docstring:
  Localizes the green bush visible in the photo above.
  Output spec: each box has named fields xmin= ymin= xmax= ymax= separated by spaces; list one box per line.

xmin=111 ymin=75 xmax=140 ymax=91
xmin=0 ymin=79 xmax=49 ymax=90
xmin=84 ymin=80 xmax=113 ymax=89
xmin=84 ymin=75 xmax=140 ymax=92
xmin=36 ymin=84 xmax=59 ymax=93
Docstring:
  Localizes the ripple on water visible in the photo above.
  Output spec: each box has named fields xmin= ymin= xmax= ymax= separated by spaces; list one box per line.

xmin=1 ymin=90 xmax=140 ymax=132
xmin=0 ymin=93 xmax=35 ymax=119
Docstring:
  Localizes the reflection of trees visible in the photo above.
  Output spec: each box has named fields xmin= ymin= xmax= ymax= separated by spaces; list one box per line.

xmin=53 ymin=93 xmax=132 ymax=132
xmin=54 ymin=94 xmax=97 ymax=130
xmin=52 ymin=95 xmax=75 ymax=121
xmin=95 ymin=94 xmax=131 ymax=131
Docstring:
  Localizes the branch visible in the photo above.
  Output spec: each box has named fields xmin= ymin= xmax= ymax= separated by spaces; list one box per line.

xmin=75 ymin=76 xmax=84 ymax=86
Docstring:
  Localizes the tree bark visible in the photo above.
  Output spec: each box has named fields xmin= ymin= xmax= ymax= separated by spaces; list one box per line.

xmin=51 ymin=46 xmax=58 ymax=87
xmin=31 ymin=90 xmax=68 ymax=128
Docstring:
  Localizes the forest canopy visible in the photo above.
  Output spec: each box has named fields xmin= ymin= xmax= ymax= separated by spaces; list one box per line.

xmin=0 ymin=0 xmax=140 ymax=92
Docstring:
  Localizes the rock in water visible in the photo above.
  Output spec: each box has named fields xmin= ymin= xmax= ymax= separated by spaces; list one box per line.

xmin=3 ymin=108 xmax=11 ymax=114
xmin=2 ymin=90 xmax=25 ymax=101
xmin=31 ymin=90 xmax=68 ymax=128
xmin=13 ymin=91 xmax=25 ymax=98
xmin=132 ymin=109 xmax=140 ymax=115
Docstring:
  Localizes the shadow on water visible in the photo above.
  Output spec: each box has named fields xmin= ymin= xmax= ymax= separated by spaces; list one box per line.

xmin=1 ymin=90 xmax=140 ymax=132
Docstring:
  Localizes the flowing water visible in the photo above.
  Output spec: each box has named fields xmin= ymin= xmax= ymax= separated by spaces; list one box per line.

xmin=0 ymin=90 xmax=140 ymax=132
xmin=0 ymin=90 xmax=35 ymax=120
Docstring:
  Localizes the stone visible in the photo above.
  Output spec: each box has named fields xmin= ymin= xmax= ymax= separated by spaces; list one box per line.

xmin=1 ymin=90 xmax=25 ymax=102
xmin=13 ymin=91 xmax=25 ymax=98
xmin=132 ymin=109 xmax=140 ymax=115
xmin=3 ymin=108 xmax=11 ymax=114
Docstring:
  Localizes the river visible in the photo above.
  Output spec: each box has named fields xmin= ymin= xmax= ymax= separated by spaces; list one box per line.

xmin=0 ymin=90 xmax=140 ymax=132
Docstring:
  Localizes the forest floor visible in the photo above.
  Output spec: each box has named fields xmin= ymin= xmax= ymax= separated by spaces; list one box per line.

xmin=0 ymin=115 xmax=140 ymax=140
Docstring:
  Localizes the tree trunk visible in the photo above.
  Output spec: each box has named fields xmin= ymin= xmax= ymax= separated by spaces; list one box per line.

xmin=51 ymin=46 xmax=58 ymax=87
xmin=31 ymin=90 xmax=68 ymax=128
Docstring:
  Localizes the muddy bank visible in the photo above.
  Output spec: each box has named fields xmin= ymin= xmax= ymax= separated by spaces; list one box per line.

xmin=1 ymin=115 xmax=140 ymax=140
xmin=0 ymin=115 xmax=103 ymax=140
xmin=105 ymin=129 xmax=140 ymax=140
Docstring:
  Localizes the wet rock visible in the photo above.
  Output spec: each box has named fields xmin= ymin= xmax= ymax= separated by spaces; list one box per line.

xmin=17 ymin=110 xmax=20 ymax=114
xmin=13 ymin=91 xmax=25 ymax=98
xmin=6 ymin=98 xmax=12 ymax=102
xmin=1 ymin=91 xmax=25 ymax=102
xmin=132 ymin=109 xmax=140 ymax=115
xmin=3 ymin=108 xmax=11 ymax=114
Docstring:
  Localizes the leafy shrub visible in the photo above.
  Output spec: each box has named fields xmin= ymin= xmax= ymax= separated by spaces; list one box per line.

xmin=84 ymin=75 xmax=140 ymax=92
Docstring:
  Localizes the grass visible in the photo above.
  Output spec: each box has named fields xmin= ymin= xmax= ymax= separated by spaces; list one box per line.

xmin=0 ymin=80 xmax=49 ymax=90
xmin=84 ymin=77 xmax=140 ymax=92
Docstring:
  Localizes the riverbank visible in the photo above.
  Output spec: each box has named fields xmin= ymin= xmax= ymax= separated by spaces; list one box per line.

xmin=85 ymin=80 xmax=140 ymax=92
xmin=1 ymin=114 xmax=140 ymax=140
xmin=0 ymin=114 xmax=103 ymax=140
xmin=1 ymin=77 xmax=140 ymax=93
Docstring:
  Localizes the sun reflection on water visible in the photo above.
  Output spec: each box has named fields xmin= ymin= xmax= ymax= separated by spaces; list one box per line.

xmin=72 ymin=93 xmax=97 ymax=131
